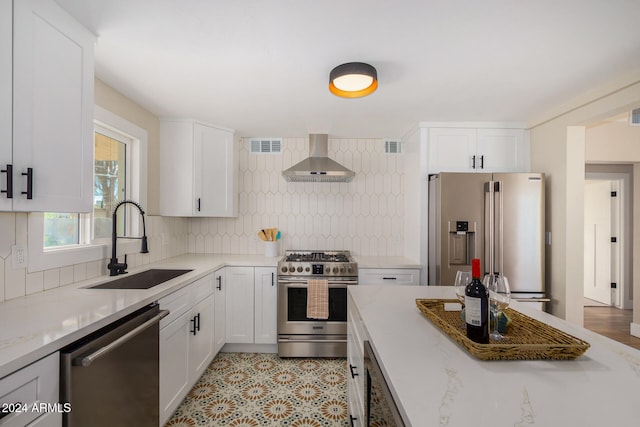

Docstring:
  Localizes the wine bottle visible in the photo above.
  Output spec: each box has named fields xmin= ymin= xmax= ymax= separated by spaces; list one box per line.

xmin=465 ymin=258 xmax=489 ymax=343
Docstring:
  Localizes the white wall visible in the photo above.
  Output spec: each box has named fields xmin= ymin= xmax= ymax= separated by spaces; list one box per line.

xmin=187 ymin=137 xmax=405 ymax=257
xmin=530 ymin=78 xmax=640 ymax=325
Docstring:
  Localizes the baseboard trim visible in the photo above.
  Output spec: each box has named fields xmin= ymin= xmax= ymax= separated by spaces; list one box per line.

xmin=221 ymin=343 xmax=277 ymax=353
xmin=630 ymin=322 xmax=640 ymax=338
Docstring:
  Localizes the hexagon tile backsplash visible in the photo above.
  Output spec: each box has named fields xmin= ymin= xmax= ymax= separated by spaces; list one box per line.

xmin=188 ymin=137 xmax=405 ymax=257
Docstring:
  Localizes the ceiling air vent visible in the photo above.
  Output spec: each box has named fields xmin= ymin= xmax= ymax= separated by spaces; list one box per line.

xmin=630 ymin=108 xmax=640 ymax=126
xmin=250 ymin=138 xmax=282 ymax=153
xmin=384 ymin=140 xmax=402 ymax=154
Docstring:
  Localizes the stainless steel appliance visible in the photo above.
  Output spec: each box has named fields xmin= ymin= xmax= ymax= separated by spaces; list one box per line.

xmin=277 ymin=250 xmax=358 ymax=357
xmin=428 ymin=172 xmax=547 ymax=304
xmin=364 ymin=340 xmax=405 ymax=426
xmin=60 ymin=304 xmax=169 ymax=427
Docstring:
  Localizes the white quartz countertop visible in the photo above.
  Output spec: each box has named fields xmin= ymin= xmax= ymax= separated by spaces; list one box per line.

xmin=354 ymin=256 xmax=421 ymax=269
xmin=348 ymin=285 xmax=640 ymax=427
xmin=0 ymin=254 xmax=278 ymax=378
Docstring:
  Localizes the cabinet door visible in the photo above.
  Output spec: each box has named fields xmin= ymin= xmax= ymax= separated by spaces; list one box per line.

xmin=213 ymin=268 xmax=226 ymax=353
xmin=159 ymin=314 xmax=190 ymax=426
xmin=12 ymin=0 xmax=94 ymax=212
xmin=0 ymin=0 xmax=10 ymax=211
xmin=254 ymin=267 xmax=277 ymax=344
xmin=189 ymin=294 xmax=215 ymax=383
xmin=225 ymin=266 xmax=254 ymax=343
xmin=159 ymin=120 xmax=196 ymax=216
xmin=427 ymin=128 xmax=477 ymax=172
xmin=476 ymin=128 xmax=527 ymax=172
xmin=193 ymin=123 xmax=237 ymax=217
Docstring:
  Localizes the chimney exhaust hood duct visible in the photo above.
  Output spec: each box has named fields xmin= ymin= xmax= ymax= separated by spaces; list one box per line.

xmin=282 ymin=134 xmax=355 ymax=182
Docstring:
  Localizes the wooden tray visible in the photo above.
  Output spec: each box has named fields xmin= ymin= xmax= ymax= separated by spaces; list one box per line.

xmin=416 ymin=299 xmax=590 ymax=360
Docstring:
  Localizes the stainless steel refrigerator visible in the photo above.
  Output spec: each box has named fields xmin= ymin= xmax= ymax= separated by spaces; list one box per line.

xmin=428 ymin=172 xmax=547 ymax=305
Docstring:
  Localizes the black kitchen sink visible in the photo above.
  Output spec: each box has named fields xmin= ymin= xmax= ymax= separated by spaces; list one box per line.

xmin=89 ymin=269 xmax=193 ymax=290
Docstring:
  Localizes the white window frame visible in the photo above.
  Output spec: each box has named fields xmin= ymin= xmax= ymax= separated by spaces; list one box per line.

xmin=27 ymin=106 xmax=148 ymax=273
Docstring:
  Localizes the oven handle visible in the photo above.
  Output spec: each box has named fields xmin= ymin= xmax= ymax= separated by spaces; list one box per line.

xmin=277 ymin=279 xmax=358 ymax=286
xmin=278 ymin=338 xmax=347 ymax=343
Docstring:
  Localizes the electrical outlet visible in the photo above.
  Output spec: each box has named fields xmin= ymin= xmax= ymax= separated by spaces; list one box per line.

xmin=12 ymin=245 xmax=28 ymax=269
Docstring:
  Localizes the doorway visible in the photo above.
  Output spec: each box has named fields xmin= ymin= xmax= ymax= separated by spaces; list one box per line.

xmin=584 ymin=167 xmax=632 ymax=310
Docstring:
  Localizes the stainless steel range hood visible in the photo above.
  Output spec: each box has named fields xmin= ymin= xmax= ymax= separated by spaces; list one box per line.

xmin=282 ymin=134 xmax=355 ymax=182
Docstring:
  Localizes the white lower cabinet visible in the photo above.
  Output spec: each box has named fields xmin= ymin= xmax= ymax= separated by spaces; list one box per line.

xmin=254 ymin=267 xmax=277 ymax=344
xmin=225 ymin=267 xmax=255 ymax=343
xmin=225 ymin=266 xmax=278 ymax=345
xmin=159 ymin=274 xmax=216 ymax=426
xmin=0 ymin=352 xmax=60 ymax=427
xmin=359 ymin=268 xmax=421 ymax=286
xmin=347 ymin=294 xmax=367 ymax=426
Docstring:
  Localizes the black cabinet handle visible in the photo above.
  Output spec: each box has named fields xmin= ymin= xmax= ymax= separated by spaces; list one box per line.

xmin=1 ymin=164 xmax=12 ymax=198
xmin=196 ymin=313 xmax=201 ymax=332
xmin=472 ymin=155 xmax=476 ymax=169
xmin=190 ymin=316 xmax=197 ymax=335
xmin=480 ymin=155 xmax=484 ymax=169
xmin=216 ymin=275 xmax=222 ymax=290
xmin=349 ymin=364 xmax=358 ymax=378
xmin=21 ymin=168 xmax=32 ymax=199
xmin=349 ymin=415 xmax=358 ymax=427
xmin=271 ymin=272 xmax=275 ymax=286
xmin=196 ymin=198 xmax=201 ymax=211
xmin=382 ymin=277 xmax=397 ymax=280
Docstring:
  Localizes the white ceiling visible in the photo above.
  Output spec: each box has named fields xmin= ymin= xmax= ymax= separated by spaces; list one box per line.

xmin=55 ymin=0 xmax=640 ymax=138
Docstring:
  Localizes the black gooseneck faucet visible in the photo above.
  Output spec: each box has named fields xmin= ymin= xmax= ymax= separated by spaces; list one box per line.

xmin=107 ymin=200 xmax=149 ymax=276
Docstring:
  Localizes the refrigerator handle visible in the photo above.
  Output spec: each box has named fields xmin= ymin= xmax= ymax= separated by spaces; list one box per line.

xmin=484 ymin=181 xmax=494 ymax=276
xmin=495 ymin=180 xmax=503 ymax=276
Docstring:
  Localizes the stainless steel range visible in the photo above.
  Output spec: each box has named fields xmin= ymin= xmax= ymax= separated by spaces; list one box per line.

xmin=277 ymin=250 xmax=358 ymax=357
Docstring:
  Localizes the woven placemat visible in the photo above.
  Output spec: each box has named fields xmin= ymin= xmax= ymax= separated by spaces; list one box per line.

xmin=416 ymin=299 xmax=590 ymax=360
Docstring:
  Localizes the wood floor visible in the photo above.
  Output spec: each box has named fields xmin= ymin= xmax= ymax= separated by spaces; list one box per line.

xmin=583 ymin=306 xmax=640 ymax=350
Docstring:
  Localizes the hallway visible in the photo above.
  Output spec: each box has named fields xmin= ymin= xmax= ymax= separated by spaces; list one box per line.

xmin=583 ymin=306 xmax=640 ymax=350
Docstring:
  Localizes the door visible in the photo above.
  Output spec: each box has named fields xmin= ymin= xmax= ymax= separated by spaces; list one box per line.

xmin=254 ymin=267 xmax=277 ymax=344
xmin=159 ymin=312 xmax=190 ymax=426
xmin=12 ymin=0 xmax=94 ymax=212
xmin=193 ymin=123 xmax=236 ymax=216
xmin=584 ymin=180 xmax=612 ymax=305
xmin=189 ymin=294 xmax=215 ymax=382
xmin=0 ymin=0 xmax=10 ymax=211
xmin=493 ymin=173 xmax=545 ymax=293
xmin=427 ymin=128 xmax=477 ymax=172
xmin=225 ymin=267 xmax=254 ymax=343
xmin=476 ymin=129 xmax=525 ymax=172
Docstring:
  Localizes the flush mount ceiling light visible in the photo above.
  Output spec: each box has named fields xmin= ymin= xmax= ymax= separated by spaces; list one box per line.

xmin=329 ymin=62 xmax=378 ymax=98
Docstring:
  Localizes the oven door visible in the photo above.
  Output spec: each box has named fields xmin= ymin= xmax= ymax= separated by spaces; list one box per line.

xmin=277 ymin=277 xmax=356 ymax=336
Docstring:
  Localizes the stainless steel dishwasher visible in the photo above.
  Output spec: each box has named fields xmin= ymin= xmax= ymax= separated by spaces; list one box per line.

xmin=60 ymin=303 xmax=169 ymax=427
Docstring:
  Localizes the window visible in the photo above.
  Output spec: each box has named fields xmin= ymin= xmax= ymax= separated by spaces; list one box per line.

xmin=27 ymin=106 xmax=148 ymax=272
xmin=43 ymin=128 xmax=129 ymax=249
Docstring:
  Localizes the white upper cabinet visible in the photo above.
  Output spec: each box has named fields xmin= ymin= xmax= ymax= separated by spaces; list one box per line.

xmin=426 ymin=125 xmax=529 ymax=173
xmin=0 ymin=0 xmax=11 ymax=211
xmin=1 ymin=0 xmax=95 ymax=212
xmin=160 ymin=118 xmax=239 ymax=217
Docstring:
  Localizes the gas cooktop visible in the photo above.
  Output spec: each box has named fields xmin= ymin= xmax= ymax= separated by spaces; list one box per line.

xmin=278 ymin=250 xmax=358 ymax=277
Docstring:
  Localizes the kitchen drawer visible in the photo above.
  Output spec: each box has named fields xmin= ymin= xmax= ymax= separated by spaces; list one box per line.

xmin=0 ymin=353 xmax=59 ymax=427
xmin=159 ymin=285 xmax=190 ymax=328
xmin=189 ymin=274 xmax=214 ymax=305
xmin=358 ymin=268 xmax=420 ymax=286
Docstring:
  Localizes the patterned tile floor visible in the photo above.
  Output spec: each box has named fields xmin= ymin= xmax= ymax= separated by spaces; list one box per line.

xmin=165 ymin=352 xmax=350 ymax=426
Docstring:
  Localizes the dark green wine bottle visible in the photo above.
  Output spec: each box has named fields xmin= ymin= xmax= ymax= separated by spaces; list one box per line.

xmin=465 ymin=258 xmax=489 ymax=343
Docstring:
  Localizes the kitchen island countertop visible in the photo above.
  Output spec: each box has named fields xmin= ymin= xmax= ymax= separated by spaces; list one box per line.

xmin=349 ymin=285 xmax=640 ymax=427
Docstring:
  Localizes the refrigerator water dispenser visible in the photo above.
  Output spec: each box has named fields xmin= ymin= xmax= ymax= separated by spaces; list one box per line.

xmin=448 ymin=221 xmax=475 ymax=266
